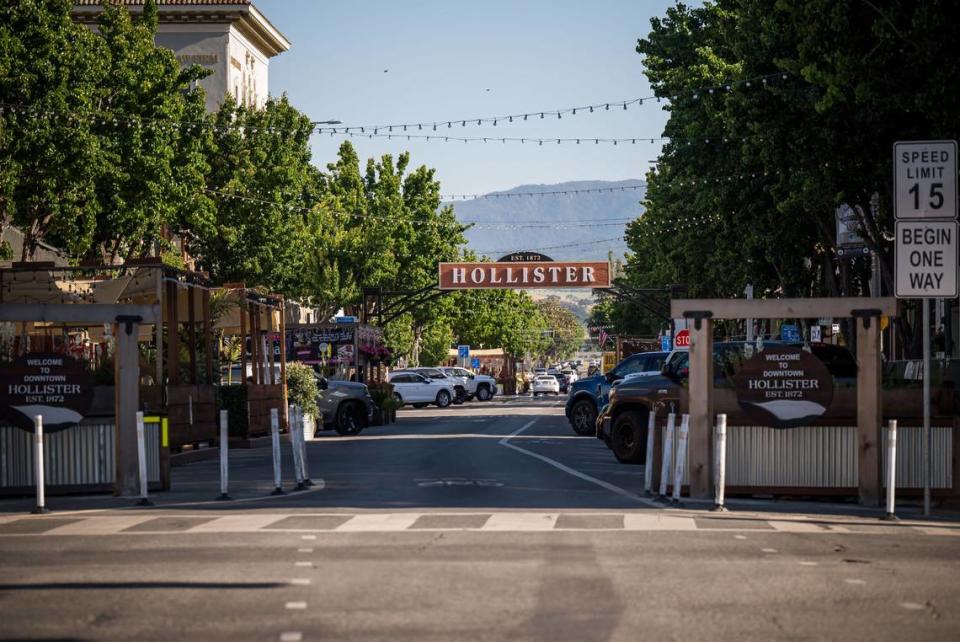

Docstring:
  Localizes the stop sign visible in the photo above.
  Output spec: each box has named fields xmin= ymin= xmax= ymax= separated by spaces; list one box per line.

xmin=674 ymin=329 xmax=690 ymax=348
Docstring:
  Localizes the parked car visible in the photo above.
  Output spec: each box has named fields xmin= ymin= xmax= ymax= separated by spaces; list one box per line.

xmin=315 ymin=376 xmax=376 ymax=435
xmin=596 ymin=342 xmax=858 ymax=463
xmin=561 ymin=369 xmax=579 ymax=385
xmin=409 ymin=367 xmax=465 ymax=404
xmin=553 ymin=372 xmax=570 ymax=393
xmin=388 ymin=370 xmax=456 ymax=408
xmin=532 ymin=375 xmax=561 ymax=396
xmin=438 ymin=367 xmax=498 ymax=401
xmin=564 ymin=351 xmax=670 ymax=436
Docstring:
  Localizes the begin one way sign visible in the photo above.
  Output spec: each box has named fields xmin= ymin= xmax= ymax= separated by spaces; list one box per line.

xmin=895 ymin=221 xmax=958 ymax=298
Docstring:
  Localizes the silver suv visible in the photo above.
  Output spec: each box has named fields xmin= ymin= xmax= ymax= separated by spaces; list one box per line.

xmin=439 ymin=367 xmax=498 ymax=401
xmin=315 ymin=376 xmax=375 ymax=435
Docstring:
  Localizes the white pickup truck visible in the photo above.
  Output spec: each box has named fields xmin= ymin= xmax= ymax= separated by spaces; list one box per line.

xmin=439 ymin=367 xmax=498 ymax=401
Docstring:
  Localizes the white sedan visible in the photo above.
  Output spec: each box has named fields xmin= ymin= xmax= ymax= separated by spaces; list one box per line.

xmin=532 ymin=375 xmax=560 ymax=396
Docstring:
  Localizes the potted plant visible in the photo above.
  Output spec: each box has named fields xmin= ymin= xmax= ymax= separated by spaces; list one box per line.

xmin=367 ymin=381 xmax=395 ymax=426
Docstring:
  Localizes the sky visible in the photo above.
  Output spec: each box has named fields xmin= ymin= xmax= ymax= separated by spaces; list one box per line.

xmin=255 ymin=0 xmax=677 ymax=196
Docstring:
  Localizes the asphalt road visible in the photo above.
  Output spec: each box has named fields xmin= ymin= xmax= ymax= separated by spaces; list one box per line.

xmin=1 ymin=396 xmax=958 ymax=641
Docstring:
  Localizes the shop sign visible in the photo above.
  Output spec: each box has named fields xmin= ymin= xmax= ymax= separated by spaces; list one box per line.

xmin=438 ymin=261 xmax=611 ymax=289
xmin=0 ymin=353 xmax=94 ymax=433
xmin=732 ymin=346 xmax=834 ymax=428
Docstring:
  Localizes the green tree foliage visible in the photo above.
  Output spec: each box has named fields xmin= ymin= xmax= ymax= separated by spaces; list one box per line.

xmin=0 ymin=0 xmax=104 ymax=258
xmin=451 ymin=288 xmax=550 ymax=360
xmin=285 ymin=360 xmax=319 ymax=417
xmin=199 ymin=96 xmax=320 ymax=293
xmin=535 ymin=297 xmax=584 ymax=362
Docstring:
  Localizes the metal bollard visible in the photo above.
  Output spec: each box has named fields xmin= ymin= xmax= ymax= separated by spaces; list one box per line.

xmin=671 ymin=414 xmax=690 ymax=505
xmin=712 ymin=414 xmax=728 ymax=512
xmin=217 ymin=409 xmax=231 ymax=500
xmin=298 ymin=405 xmax=313 ymax=487
xmin=657 ymin=412 xmax=676 ymax=502
xmin=290 ymin=404 xmax=305 ymax=491
xmin=883 ymin=419 xmax=898 ymax=521
xmin=643 ymin=412 xmax=656 ymax=495
xmin=270 ymin=408 xmax=284 ymax=495
xmin=32 ymin=415 xmax=48 ymax=514
xmin=135 ymin=412 xmax=153 ymax=506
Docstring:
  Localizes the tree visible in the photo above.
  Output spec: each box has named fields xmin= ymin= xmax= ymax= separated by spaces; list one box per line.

xmin=535 ymin=297 xmax=584 ymax=362
xmin=0 ymin=0 xmax=104 ymax=258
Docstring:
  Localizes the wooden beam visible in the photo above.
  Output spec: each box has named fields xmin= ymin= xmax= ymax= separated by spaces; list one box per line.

xmin=279 ymin=297 xmax=287 ymax=427
xmin=687 ymin=318 xmax=714 ymax=499
xmin=239 ymin=296 xmax=247 ymax=385
xmin=187 ymin=285 xmax=197 ymax=384
xmin=671 ymin=297 xmax=897 ymax=320
xmin=0 ymin=303 xmax=161 ymax=324
xmin=202 ymin=288 xmax=213 ymax=385
xmin=154 ymin=269 xmax=163 ymax=386
xmin=857 ymin=316 xmax=882 ymax=507
xmin=114 ymin=319 xmax=141 ymax=496
xmin=166 ymin=281 xmax=180 ymax=385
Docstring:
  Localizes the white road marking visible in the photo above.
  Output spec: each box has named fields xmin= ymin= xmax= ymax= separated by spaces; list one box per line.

xmin=484 ymin=513 xmax=559 ymax=531
xmin=279 ymin=633 xmax=303 ymax=642
xmin=301 ymin=534 xmax=316 ymax=540
xmin=336 ymin=514 xmax=421 ymax=532
xmin=42 ymin=516 xmax=155 ymax=535
xmin=769 ymin=520 xmax=827 ymax=533
xmin=914 ymin=526 xmax=960 ymax=536
xmin=498 ymin=419 xmax=659 ymax=507
xmin=190 ymin=514 xmax=285 ymax=533
xmin=294 ymin=561 xmax=312 ymax=567
xmin=899 ymin=602 xmax=925 ymax=610
xmin=285 ymin=602 xmax=307 ymax=610
xmin=844 ymin=579 xmax=866 ymax=585
xmin=734 ymin=535 xmax=748 ymax=540
xmin=762 ymin=548 xmax=778 ymax=553
xmin=622 ymin=513 xmax=697 ymax=531
xmin=290 ymin=579 xmax=311 ymax=586
xmin=297 ymin=548 xmax=313 ymax=553
xmin=798 ymin=561 xmax=819 ymax=566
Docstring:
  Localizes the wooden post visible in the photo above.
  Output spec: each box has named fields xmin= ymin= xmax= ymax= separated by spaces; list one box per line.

xmin=250 ymin=302 xmax=261 ymax=385
xmin=202 ymin=288 xmax=213 ymax=384
xmin=166 ymin=280 xmax=179 ymax=385
xmin=115 ymin=319 xmax=141 ymax=496
xmin=279 ymin=297 xmax=288 ymax=428
xmin=155 ymin=268 xmax=163 ymax=387
xmin=187 ymin=284 xmax=197 ymax=384
xmin=687 ymin=317 xmax=714 ymax=499
xmin=267 ymin=309 xmax=277 ymax=385
xmin=857 ymin=314 xmax=882 ymax=507
xmin=239 ymin=292 xmax=248 ymax=385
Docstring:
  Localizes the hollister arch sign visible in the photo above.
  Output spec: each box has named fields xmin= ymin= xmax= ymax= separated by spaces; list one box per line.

xmin=438 ymin=261 xmax=611 ymax=290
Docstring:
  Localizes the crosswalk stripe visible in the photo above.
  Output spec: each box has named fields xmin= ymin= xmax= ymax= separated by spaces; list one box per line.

xmin=623 ymin=513 xmax=697 ymax=531
xmin=43 ymin=516 xmax=156 ymax=535
xmin=484 ymin=513 xmax=558 ymax=531
xmin=336 ymin=514 xmax=421 ymax=532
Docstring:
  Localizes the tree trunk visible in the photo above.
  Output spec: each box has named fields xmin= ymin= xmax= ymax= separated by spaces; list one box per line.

xmin=411 ymin=323 xmax=423 ymax=367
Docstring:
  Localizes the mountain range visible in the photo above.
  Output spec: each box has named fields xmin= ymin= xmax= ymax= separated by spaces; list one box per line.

xmin=447 ymin=179 xmax=645 ymax=261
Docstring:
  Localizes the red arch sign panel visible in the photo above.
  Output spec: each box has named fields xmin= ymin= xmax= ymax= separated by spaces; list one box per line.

xmin=438 ymin=261 xmax=611 ymax=289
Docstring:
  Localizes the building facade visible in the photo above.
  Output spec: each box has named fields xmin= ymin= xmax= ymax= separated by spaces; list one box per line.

xmin=73 ymin=1 xmax=290 ymax=112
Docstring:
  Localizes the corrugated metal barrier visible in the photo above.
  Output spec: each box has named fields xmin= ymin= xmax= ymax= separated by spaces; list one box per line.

xmin=725 ymin=425 xmax=952 ymax=489
xmin=0 ymin=420 xmax=161 ymax=490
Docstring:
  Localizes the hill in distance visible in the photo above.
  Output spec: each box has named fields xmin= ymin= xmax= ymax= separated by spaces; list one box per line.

xmin=447 ymin=179 xmax=645 ymax=261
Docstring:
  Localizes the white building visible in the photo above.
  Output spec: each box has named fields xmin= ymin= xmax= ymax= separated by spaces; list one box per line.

xmin=73 ymin=1 xmax=290 ymax=112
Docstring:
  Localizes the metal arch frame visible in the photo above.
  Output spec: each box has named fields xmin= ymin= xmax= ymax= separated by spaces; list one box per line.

xmin=362 ymin=285 xmax=450 ymax=326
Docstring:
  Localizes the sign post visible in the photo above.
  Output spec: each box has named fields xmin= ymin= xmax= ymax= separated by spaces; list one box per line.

xmin=894 ymin=139 xmax=958 ymax=517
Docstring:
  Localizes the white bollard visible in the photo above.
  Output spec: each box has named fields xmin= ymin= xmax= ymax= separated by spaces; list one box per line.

xmin=290 ymin=404 xmax=305 ymax=490
xmin=135 ymin=411 xmax=152 ymax=506
xmin=298 ymin=405 xmax=313 ymax=487
xmin=270 ymin=408 xmax=284 ymax=495
xmin=672 ymin=414 xmax=690 ymax=505
xmin=32 ymin=415 xmax=48 ymax=514
xmin=643 ymin=412 xmax=656 ymax=495
xmin=658 ymin=412 xmax=676 ymax=501
xmin=712 ymin=414 xmax=728 ymax=512
xmin=217 ymin=409 xmax=231 ymax=500
xmin=884 ymin=419 xmax=898 ymax=521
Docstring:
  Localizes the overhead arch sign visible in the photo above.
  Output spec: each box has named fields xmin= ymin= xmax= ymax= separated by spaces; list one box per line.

xmin=438 ymin=261 xmax=611 ymax=289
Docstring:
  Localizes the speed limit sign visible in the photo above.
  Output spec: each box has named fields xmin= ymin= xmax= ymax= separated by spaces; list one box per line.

xmin=894 ymin=140 xmax=957 ymax=220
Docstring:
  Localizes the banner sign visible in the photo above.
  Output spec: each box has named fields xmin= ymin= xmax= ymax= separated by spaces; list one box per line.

xmin=732 ymin=346 xmax=834 ymax=428
xmin=0 ymin=353 xmax=94 ymax=433
xmin=438 ymin=261 xmax=611 ymax=289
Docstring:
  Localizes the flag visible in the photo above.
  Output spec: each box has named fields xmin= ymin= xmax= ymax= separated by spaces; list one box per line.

xmin=598 ymin=328 xmax=609 ymax=347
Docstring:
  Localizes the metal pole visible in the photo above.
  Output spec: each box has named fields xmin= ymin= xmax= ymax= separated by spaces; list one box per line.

xmin=923 ymin=299 xmax=931 ymax=516
xmin=671 ymin=414 xmax=690 ymax=505
xmin=32 ymin=415 xmax=48 ymax=514
xmin=290 ymin=404 xmax=305 ymax=491
xmin=298 ymin=405 xmax=313 ymax=487
xmin=657 ymin=412 xmax=675 ymax=502
xmin=270 ymin=408 xmax=284 ymax=495
xmin=217 ymin=409 xmax=231 ymax=500
xmin=884 ymin=419 xmax=898 ymax=521
xmin=712 ymin=414 xmax=728 ymax=512
xmin=643 ymin=412 xmax=656 ymax=495
xmin=135 ymin=411 xmax=152 ymax=506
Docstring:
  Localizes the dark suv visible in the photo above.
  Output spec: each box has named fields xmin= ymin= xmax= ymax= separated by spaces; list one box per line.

xmin=596 ymin=342 xmax=857 ymax=463
xmin=564 ymin=351 xmax=668 ymax=436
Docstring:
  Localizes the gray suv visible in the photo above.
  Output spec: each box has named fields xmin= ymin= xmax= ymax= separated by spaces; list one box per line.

xmin=315 ymin=376 xmax=376 ymax=435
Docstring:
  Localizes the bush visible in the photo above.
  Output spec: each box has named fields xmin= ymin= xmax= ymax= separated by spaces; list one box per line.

xmin=218 ymin=385 xmax=249 ymax=438
xmin=286 ymin=361 xmax=319 ymax=417
xmin=367 ymin=381 xmax=400 ymax=410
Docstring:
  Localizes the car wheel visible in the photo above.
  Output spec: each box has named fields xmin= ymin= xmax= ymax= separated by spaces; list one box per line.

xmin=435 ymin=389 xmax=452 ymax=408
xmin=453 ymin=387 xmax=466 ymax=404
xmin=334 ymin=402 xmax=364 ymax=435
xmin=412 ymin=403 xmax=428 ymax=408
xmin=476 ymin=385 xmax=492 ymax=401
xmin=611 ymin=411 xmax=647 ymax=464
xmin=570 ymin=399 xmax=597 ymax=436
